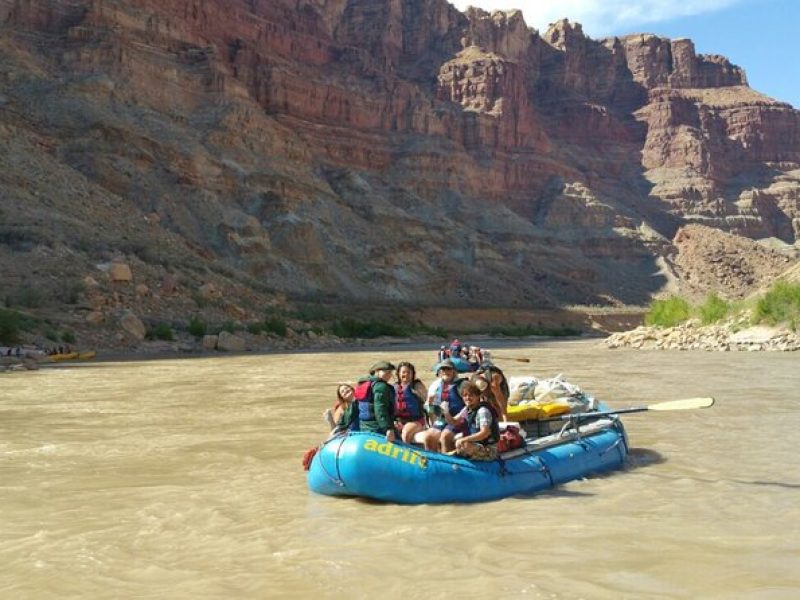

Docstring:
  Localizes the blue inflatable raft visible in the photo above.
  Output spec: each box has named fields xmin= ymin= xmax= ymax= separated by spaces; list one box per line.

xmin=307 ymin=417 xmax=628 ymax=504
xmin=431 ymin=356 xmax=476 ymax=373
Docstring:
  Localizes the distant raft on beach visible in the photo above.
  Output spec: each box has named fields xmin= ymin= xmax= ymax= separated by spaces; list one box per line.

xmin=48 ymin=350 xmax=97 ymax=362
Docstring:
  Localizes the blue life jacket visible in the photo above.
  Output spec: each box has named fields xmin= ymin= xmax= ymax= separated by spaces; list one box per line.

xmin=435 ymin=378 xmax=465 ymax=416
xmin=394 ymin=382 xmax=423 ymax=422
xmin=356 ymin=378 xmax=376 ymax=422
xmin=467 ymin=401 xmax=500 ymax=445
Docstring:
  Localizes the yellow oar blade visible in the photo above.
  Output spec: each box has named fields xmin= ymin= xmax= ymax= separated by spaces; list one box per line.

xmin=648 ymin=397 xmax=715 ymax=411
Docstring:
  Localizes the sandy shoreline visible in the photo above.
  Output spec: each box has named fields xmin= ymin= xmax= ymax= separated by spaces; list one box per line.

xmin=25 ymin=333 xmax=597 ymax=367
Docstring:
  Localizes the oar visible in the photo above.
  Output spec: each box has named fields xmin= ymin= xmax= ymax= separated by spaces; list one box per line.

xmin=543 ymin=397 xmax=715 ymax=421
xmin=492 ymin=355 xmax=531 ymax=363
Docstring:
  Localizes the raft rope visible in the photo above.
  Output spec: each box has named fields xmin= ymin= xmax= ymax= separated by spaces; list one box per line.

xmin=315 ymin=433 xmax=347 ymax=487
xmin=599 ymin=436 xmax=625 ymax=457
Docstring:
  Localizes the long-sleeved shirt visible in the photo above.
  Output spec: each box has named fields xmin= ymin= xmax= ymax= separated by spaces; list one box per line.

xmin=336 ymin=376 xmax=395 ymax=434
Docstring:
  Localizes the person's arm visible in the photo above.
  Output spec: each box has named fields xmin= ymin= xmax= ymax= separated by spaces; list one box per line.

xmin=456 ymin=424 xmax=490 ymax=446
xmin=334 ymin=402 xmax=356 ymax=431
xmin=441 ymin=401 xmax=458 ymax=425
xmin=490 ymin=373 xmax=508 ymax=420
xmin=413 ymin=381 xmax=431 ymax=426
xmin=372 ymin=381 xmax=396 ymax=441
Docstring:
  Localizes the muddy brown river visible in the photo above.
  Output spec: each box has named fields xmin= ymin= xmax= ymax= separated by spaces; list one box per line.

xmin=1 ymin=340 xmax=798 ymax=598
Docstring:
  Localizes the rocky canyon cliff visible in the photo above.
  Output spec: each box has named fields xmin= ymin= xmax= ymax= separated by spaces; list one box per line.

xmin=1 ymin=0 xmax=799 ymax=338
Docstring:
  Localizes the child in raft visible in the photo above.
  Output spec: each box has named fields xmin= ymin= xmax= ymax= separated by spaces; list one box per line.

xmin=443 ymin=381 xmax=500 ymax=461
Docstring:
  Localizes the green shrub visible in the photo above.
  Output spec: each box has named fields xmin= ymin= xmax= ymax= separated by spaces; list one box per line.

xmin=753 ymin=281 xmax=800 ymax=330
xmin=45 ymin=329 xmax=59 ymax=342
xmin=66 ymin=281 xmax=86 ymax=305
xmin=490 ymin=324 xmax=582 ymax=337
xmin=220 ymin=321 xmax=237 ymax=334
xmin=288 ymin=306 xmax=326 ymax=321
xmin=9 ymin=285 xmax=48 ymax=308
xmin=263 ymin=317 xmax=287 ymax=337
xmin=415 ymin=323 xmax=448 ymax=338
xmin=147 ymin=323 xmax=174 ymax=341
xmin=247 ymin=322 xmax=264 ymax=335
xmin=330 ymin=318 xmax=408 ymax=338
xmin=0 ymin=309 xmax=21 ymax=344
xmin=187 ymin=316 xmax=207 ymax=338
xmin=0 ymin=309 xmax=40 ymax=344
xmin=698 ymin=292 xmax=730 ymax=325
xmin=61 ymin=330 xmax=76 ymax=344
xmin=645 ymin=296 xmax=691 ymax=328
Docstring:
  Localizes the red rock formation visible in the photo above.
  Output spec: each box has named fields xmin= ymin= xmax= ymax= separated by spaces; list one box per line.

xmin=0 ymin=0 xmax=798 ymax=318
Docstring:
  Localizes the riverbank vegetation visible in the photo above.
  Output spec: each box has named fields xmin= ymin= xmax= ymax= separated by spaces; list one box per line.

xmin=753 ymin=281 xmax=800 ymax=330
xmin=489 ymin=324 xmax=582 ymax=337
xmin=180 ymin=313 xmax=446 ymax=340
xmin=645 ymin=281 xmax=800 ymax=330
xmin=0 ymin=308 xmax=40 ymax=345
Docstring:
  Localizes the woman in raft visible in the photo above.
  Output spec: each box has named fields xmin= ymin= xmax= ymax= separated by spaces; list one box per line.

xmin=323 ymin=383 xmax=356 ymax=433
xmin=394 ymin=361 xmax=439 ymax=451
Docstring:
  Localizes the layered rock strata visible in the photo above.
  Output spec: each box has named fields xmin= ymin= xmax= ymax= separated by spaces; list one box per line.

xmin=1 ymin=0 xmax=799 ymax=333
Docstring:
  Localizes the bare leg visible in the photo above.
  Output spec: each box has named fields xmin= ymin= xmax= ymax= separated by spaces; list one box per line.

xmin=439 ymin=429 xmax=455 ymax=453
xmin=401 ymin=421 xmax=424 ymax=444
xmin=414 ymin=427 xmax=441 ymax=451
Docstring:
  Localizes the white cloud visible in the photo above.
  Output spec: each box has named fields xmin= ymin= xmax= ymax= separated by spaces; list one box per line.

xmin=449 ymin=0 xmax=744 ymax=37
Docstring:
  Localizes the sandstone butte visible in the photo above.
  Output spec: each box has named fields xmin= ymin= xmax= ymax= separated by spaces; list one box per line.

xmin=0 ymin=1 xmax=799 ymax=352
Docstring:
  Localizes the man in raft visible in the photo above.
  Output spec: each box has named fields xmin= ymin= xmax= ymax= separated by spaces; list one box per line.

xmin=352 ymin=361 xmax=397 ymax=442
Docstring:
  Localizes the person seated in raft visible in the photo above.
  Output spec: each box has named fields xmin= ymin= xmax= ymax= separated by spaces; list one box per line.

xmin=350 ymin=361 xmax=397 ymax=442
xmin=475 ymin=361 xmax=510 ymax=422
xmin=427 ymin=359 xmax=468 ymax=453
xmin=393 ymin=362 xmax=438 ymax=451
xmin=470 ymin=373 xmax=506 ymax=423
xmin=445 ymin=382 xmax=500 ymax=461
xmin=323 ymin=383 xmax=355 ymax=431
xmin=466 ymin=345 xmax=483 ymax=370
xmin=448 ymin=338 xmax=463 ymax=360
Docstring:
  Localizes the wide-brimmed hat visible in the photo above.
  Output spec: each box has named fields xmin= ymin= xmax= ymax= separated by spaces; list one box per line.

xmin=369 ymin=360 xmax=396 ymax=373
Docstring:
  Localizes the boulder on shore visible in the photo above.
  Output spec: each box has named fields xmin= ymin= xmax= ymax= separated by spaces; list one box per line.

xmin=119 ymin=311 xmax=146 ymax=340
xmin=202 ymin=334 xmax=218 ymax=350
xmin=217 ymin=331 xmax=246 ymax=352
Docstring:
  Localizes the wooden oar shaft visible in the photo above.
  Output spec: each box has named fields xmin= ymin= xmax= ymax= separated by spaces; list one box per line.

xmin=543 ymin=397 xmax=715 ymax=421
xmin=492 ymin=355 xmax=531 ymax=363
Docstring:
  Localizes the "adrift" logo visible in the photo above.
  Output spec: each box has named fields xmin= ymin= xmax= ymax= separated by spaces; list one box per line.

xmin=363 ymin=439 xmax=428 ymax=469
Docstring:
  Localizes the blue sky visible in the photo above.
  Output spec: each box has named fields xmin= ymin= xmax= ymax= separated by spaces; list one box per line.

xmin=450 ymin=0 xmax=799 ymax=108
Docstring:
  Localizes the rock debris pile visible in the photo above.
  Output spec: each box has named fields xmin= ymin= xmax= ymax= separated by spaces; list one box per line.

xmin=605 ymin=320 xmax=800 ymax=351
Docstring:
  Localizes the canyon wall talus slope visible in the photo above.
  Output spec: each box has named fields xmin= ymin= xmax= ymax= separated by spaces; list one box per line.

xmin=1 ymin=0 xmax=798 ymax=314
